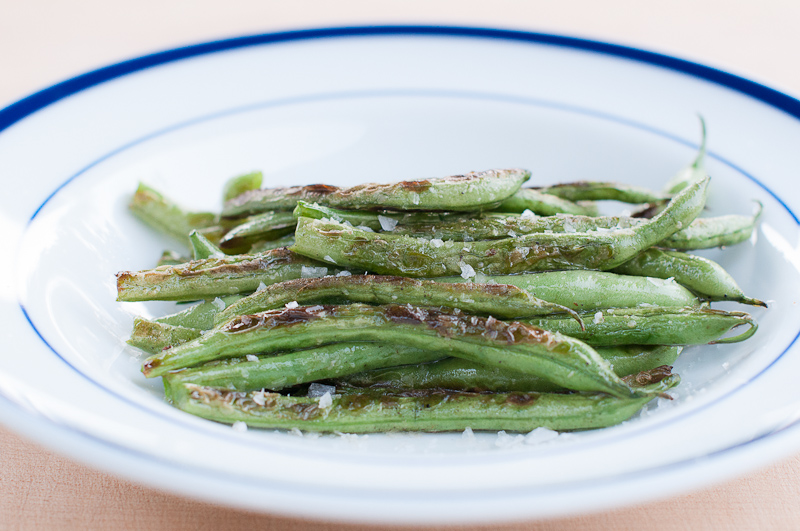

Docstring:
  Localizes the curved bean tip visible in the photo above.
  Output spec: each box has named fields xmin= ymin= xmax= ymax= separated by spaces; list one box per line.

xmin=709 ymin=317 xmax=758 ymax=344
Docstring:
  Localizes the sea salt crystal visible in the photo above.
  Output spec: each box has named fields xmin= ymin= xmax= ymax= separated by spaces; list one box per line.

xmin=459 ymin=262 xmax=476 ymax=279
xmin=211 ymin=297 xmax=226 ymax=310
xmin=324 ymin=255 xmax=336 ymax=264
xmin=378 ymin=215 xmax=399 ymax=231
xmin=430 ymin=239 xmax=444 ymax=248
xmin=521 ymin=209 xmax=536 ymax=219
xmin=246 ymin=354 xmax=259 ymax=362
xmin=524 ymin=427 xmax=559 ymax=445
xmin=411 ymin=192 xmax=421 ymax=205
xmin=462 ymin=427 xmax=475 ymax=441
xmin=593 ymin=311 xmax=604 ymax=324
xmin=285 ymin=301 xmax=299 ymax=309
xmin=507 ymin=230 xmax=517 ymax=238
xmin=336 ymin=270 xmax=352 ymax=277
xmin=290 ymin=427 xmax=304 ymax=437
xmin=256 ymin=281 xmax=267 ymax=292
xmin=308 ymin=382 xmax=336 ymax=397
xmin=232 ymin=421 xmax=247 ymax=433
xmin=301 ymin=265 xmax=328 ymax=278
xmin=356 ymin=225 xmax=374 ymax=232
xmin=495 ymin=430 xmax=524 ymax=448
xmin=252 ymin=390 xmax=267 ymax=406
xmin=318 ymin=391 xmax=333 ymax=409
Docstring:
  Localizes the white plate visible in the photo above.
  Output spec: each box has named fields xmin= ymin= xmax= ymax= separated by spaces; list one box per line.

xmin=1 ymin=27 xmax=799 ymax=524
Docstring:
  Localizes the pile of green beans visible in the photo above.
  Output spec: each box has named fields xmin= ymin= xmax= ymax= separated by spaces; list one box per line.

xmin=120 ymin=148 xmax=763 ymax=434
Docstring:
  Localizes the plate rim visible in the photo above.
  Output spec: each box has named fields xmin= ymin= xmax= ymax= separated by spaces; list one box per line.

xmin=3 ymin=25 xmax=800 ymax=523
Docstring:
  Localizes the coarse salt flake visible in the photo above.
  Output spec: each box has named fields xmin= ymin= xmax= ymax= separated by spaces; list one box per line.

xmin=459 ymin=262 xmax=476 ymax=279
xmin=301 ymin=265 xmax=328 ymax=278
xmin=211 ymin=297 xmax=225 ymax=310
xmin=430 ymin=238 xmax=444 ymax=248
xmin=285 ymin=301 xmax=299 ymax=309
xmin=232 ymin=421 xmax=247 ymax=432
xmin=462 ymin=427 xmax=475 ymax=441
xmin=336 ymin=270 xmax=352 ymax=277
xmin=256 ymin=281 xmax=267 ymax=292
xmin=521 ymin=209 xmax=536 ymax=219
xmin=318 ymin=391 xmax=333 ymax=409
xmin=593 ymin=311 xmax=604 ymax=324
xmin=524 ymin=427 xmax=559 ymax=445
xmin=378 ymin=215 xmax=399 ymax=231
xmin=246 ymin=354 xmax=259 ymax=362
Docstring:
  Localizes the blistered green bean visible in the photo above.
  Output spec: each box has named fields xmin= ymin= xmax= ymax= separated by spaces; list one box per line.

xmin=116 ymin=248 xmax=337 ymax=302
xmin=522 ymin=307 xmax=756 ymax=346
xmin=338 ymin=345 xmax=682 ymax=393
xmin=167 ymin=371 xmax=679 ymax=432
xmin=214 ymin=274 xmax=581 ymax=326
xmin=291 ymin=171 xmax=709 ymax=276
xmin=612 ymin=248 xmax=765 ymax=306
xmin=143 ymin=304 xmax=656 ymax=399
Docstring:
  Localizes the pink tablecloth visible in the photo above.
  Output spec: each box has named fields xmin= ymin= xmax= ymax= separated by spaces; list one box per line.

xmin=2 ymin=1 xmax=800 ymax=528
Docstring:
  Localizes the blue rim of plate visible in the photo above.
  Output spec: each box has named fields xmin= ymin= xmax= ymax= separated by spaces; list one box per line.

xmin=3 ymin=25 xmax=800 ymax=501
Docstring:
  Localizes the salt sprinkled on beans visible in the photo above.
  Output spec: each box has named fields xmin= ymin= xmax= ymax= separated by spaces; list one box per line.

xmin=378 ymin=215 xmax=398 ymax=231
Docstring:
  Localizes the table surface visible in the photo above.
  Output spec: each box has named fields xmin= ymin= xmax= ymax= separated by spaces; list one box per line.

xmin=2 ymin=1 xmax=800 ymax=529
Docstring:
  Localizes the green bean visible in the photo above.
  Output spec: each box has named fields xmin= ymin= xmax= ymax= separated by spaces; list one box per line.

xmin=156 ymin=295 xmax=243 ymax=330
xmin=129 ymin=183 xmax=217 ymax=242
xmin=116 ymin=248 xmax=337 ymax=302
xmin=218 ymin=211 xmax=296 ymax=250
xmin=495 ymin=188 xmax=599 ymax=215
xmin=156 ymin=250 xmax=187 ymax=267
xmin=300 ymin=201 xmax=756 ymax=251
xmin=522 ymin=307 xmax=756 ymax=346
xmin=142 ymin=304 xmax=660 ymax=399
xmin=167 ymin=370 xmax=679 ymax=432
xmin=292 ymin=201 xmax=480 ymax=232
xmin=164 ymin=344 xmax=443 ymax=394
xmin=658 ymin=205 xmax=761 ymax=250
xmin=189 ymin=230 xmax=225 ymax=259
xmin=222 ymin=171 xmax=262 ymax=202
xmin=323 ymin=169 xmax=530 ymax=212
xmin=611 ymin=248 xmax=765 ymax=306
xmin=535 ymin=182 xmax=669 ymax=204
xmin=222 ymin=184 xmax=340 ymax=218
xmin=663 ymin=117 xmax=707 ymax=194
xmin=338 ymin=345 xmax=682 ymax=392
xmin=214 ymin=275 xmax=581 ymax=326
xmin=437 ymin=270 xmax=699 ymax=311
xmin=248 ymin=234 xmax=296 ymax=252
xmin=291 ymin=172 xmax=709 ymax=276
xmin=127 ymin=318 xmax=202 ymax=354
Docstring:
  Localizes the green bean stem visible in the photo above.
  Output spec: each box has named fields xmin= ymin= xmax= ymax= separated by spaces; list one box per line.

xmin=168 ymin=371 xmax=679 ymax=432
xmin=142 ymin=304 xmax=655 ymax=399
